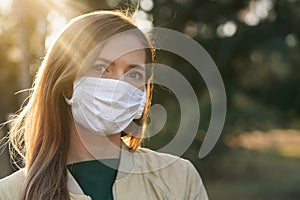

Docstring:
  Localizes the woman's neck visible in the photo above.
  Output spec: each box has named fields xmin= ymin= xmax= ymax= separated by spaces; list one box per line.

xmin=67 ymin=123 xmax=121 ymax=164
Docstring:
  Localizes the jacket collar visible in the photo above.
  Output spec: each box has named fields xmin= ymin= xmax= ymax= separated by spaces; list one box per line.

xmin=67 ymin=142 xmax=134 ymax=195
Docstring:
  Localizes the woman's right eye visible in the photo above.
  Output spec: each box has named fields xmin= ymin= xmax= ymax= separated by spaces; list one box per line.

xmin=94 ymin=64 xmax=107 ymax=73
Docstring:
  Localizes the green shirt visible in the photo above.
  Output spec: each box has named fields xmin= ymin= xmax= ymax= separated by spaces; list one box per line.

xmin=67 ymin=159 xmax=119 ymax=200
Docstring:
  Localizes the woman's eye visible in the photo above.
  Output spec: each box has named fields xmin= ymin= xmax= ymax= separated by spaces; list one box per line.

xmin=94 ymin=64 xmax=107 ymax=73
xmin=127 ymin=71 xmax=143 ymax=80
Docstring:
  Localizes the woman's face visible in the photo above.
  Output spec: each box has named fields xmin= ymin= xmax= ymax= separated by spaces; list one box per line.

xmin=83 ymin=34 xmax=147 ymax=90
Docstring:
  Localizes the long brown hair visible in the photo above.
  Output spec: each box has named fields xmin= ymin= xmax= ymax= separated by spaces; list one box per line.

xmin=8 ymin=10 xmax=154 ymax=200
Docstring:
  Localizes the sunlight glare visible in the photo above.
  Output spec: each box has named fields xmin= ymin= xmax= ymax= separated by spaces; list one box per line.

xmin=45 ymin=11 xmax=67 ymax=49
xmin=0 ymin=0 xmax=12 ymax=15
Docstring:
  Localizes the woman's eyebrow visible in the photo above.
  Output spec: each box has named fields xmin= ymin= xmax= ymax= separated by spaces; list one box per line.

xmin=95 ymin=58 xmax=112 ymax=64
xmin=127 ymin=64 xmax=145 ymax=70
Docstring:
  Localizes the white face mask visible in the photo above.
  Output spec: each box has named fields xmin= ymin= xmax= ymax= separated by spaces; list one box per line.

xmin=65 ymin=77 xmax=146 ymax=136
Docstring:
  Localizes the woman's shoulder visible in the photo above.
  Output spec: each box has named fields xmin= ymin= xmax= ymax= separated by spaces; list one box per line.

xmin=133 ymin=147 xmax=198 ymax=174
xmin=0 ymin=168 xmax=25 ymax=186
xmin=132 ymin=147 xmax=209 ymax=199
xmin=0 ymin=169 xmax=25 ymax=199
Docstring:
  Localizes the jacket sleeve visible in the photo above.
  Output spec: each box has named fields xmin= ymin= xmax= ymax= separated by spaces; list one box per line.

xmin=0 ymin=169 xmax=25 ymax=200
xmin=184 ymin=161 xmax=209 ymax=200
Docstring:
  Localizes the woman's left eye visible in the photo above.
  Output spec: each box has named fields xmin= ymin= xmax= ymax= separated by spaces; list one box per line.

xmin=94 ymin=64 xmax=107 ymax=73
xmin=127 ymin=71 xmax=143 ymax=80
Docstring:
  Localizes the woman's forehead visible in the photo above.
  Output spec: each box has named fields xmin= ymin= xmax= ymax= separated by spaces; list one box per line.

xmin=98 ymin=33 xmax=147 ymax=62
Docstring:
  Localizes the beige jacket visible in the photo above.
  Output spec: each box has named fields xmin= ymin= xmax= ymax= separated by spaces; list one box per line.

xmin=0 ymin=146 xmax=208 ymax=200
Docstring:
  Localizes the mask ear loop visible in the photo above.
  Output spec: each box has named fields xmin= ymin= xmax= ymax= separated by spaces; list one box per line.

xmin=63 ymin=76 xmax=87 ymax=105
xmin=63 ymin=93 xmax=73 ymax=105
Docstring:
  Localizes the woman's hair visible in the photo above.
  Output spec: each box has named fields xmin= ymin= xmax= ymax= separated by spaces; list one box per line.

xmin=8 ymin=10 xmax=154 ymax=200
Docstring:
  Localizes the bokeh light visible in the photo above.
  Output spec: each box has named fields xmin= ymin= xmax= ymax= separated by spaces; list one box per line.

xmin=140 ymin=0 xmax=154 ymax=11
xmin=106 ymin=0 xmax=121 ymax=8
xmin=285 ymin=33 xmax=298 ymax=48
xmin=217 ymin=21 xmax=237 ymax=38
xmin=239 ymin=0 xmax=274 ymax=26
xmin=133 ymin=10 xmax=153 ymax=31
xmin=184 ymin=21 xmax=198 ymax=38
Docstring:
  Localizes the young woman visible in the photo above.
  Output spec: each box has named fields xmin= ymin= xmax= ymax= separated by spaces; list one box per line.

xmin=0 ymin=10 xmax=208 ymax=200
